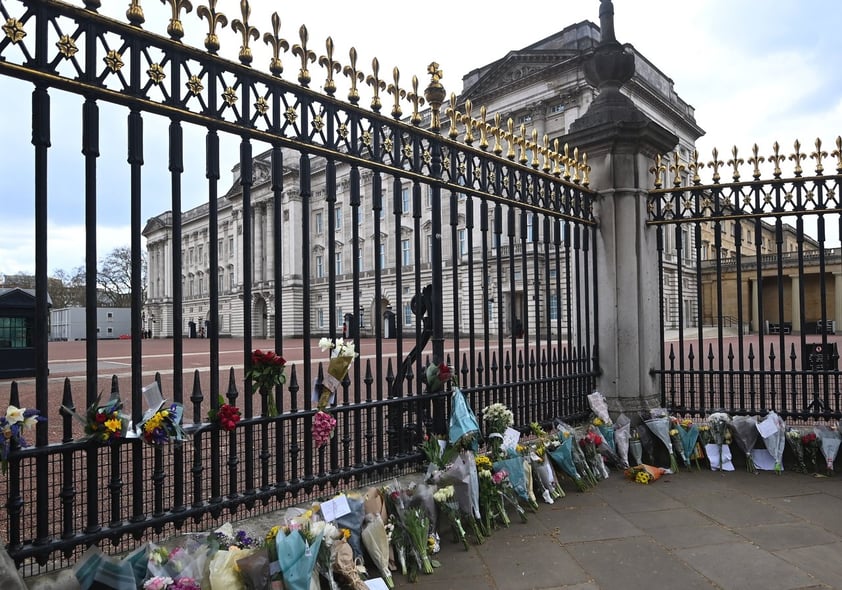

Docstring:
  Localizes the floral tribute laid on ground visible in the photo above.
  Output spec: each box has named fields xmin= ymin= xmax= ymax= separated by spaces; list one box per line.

xmin=62 ymin=377 xmax=841 ymax=589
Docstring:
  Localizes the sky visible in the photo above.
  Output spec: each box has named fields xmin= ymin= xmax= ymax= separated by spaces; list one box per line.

xmin=1 ymin=0 xmax=841 ymax=277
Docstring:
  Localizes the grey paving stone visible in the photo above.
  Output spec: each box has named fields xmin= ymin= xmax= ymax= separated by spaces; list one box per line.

xmin=768 ymin=494 xmax=842 ymax=532
xmin=477 ymin=534 xmax=589 ymax=590
xmin=647 ymin=523 xmax=745 ymax=550
xmin=736 ymin=521 xmax=840 ymax=552
xmin=773 ymin=542 xmax=842 ymax=589
xmin=682 ymin=490 xmax=798 ymax=527
xmin=546 ymin=505 xmax=644 ymax=544
xmin=567 ymin=537 xmax=717 ymax=590
xmin=622 ymin=506 xmax=717 ymax=530
xmin=675 ymin=541 xmax=816 ymax=590
xmin=594 ymin=480 xmax=683 ymax=513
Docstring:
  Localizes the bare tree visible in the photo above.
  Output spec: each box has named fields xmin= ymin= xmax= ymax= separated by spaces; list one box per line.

xmin=96 ymin=246 xmax=146 ymax=307
xmin=49 ymin=267 xmax=85 ymax=308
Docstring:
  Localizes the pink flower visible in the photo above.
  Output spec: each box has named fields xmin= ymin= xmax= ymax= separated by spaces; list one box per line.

xmin=492 ymin=470 xmax=508 ymax=485
xmin=313 ymin=410 xmax=337 ymax=448
xmin=144 ymin=577 xmax=174 ymax=590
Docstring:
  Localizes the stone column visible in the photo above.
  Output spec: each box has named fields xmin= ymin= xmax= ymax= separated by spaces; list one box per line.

xmin=562 ymin=0 xmax=679 ymax=415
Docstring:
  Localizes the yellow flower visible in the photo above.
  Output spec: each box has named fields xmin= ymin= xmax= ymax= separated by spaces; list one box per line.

xmin=669 ymin=428 xmax=679 ymax=436
xmin=105 ymin=418 xmax=122 ymax=433
xmin=303 ymin=509 xmax=313 ymax=520
xmin=267 ymin=526 xmax=281 ymax=542
xmin=311 ymin=502 xmax=321 ymax=514
xmin=475 ymin=455 xmax=492 ymax=470
xmin=562 ymin=431 xmax=571 ymax=439
xmin=592 ymin=417 xmax=604 ymax=426
xmin=342 ymin=528 xmax=351 ymax=540
xmin=635 ymin=472 xmax=651 ymax=484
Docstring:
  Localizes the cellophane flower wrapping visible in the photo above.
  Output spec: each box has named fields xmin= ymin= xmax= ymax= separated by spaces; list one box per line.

xmin=492 ymin=454 xmax=531 ymax=506
xmin=449 ymin=387 xmax=480 ymax=450
xmin=433 ymin=484 xmax=470 ymax=550
xmin=586 ymin=391 xmax=611 ymax=425
xmin=624 ymin=464 xmax=667 ymax=484
xmin=730 ymin=415 xmax=759 ymax=473
xmin=675 ymin=419 xmax=701 ymax=470
xmin=634 ymin=422 xmax=657 ymax=466
xmin=547 ymin=431 xmax=588 ymax=492
xmin=669 ymin=424 xmax=689 ymax=469
xmin=408 ymin=483 xmax=438 ymax=533
xmin=146 ymin=539 xmax=209 ymax=585
xmin=331 ymin=537 xmax=368 ymax=590
xmin=64 ymin=393 xmax=128 ymax=445
xmin=613 ymin=414 xmax=631 ymax=468
xmin=784 ymin=428 xmax=807 ymax=473
xmin=137 ymin=382 xmax=188 ymax=445
xmin=434 ymin=451 xmax=480 ymax=520
xmin=75 ymin=545 xmax=148 ymax=590
xmin=815 ymin=425 xmax=841 ymax=475
xmin=0 ymin=404 xmax=45 ymax=474
xmin=334 ymin=492 xmax=365 ymax=559
xmin=208 ymin=547 xmax=251 ymax=590
xmin=707 ymin=412 xmax=732 ymax=472
xmin=644 ymin=409 xmax=679 ymax=473
xmin=274 ymin=526 xmax=323 ymax=590
xmin=756 ymin=411 xmax=785 ymax=474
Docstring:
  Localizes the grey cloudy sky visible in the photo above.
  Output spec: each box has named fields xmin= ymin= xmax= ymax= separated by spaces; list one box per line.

xmin=1 ymin=0 xmax=841 ymax=276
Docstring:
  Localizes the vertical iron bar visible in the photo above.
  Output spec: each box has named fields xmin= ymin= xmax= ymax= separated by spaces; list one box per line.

xmin=429 ymin=136 xmax=445 ymax=433
xmin=299 ymin=149 xmax=313 ymax=480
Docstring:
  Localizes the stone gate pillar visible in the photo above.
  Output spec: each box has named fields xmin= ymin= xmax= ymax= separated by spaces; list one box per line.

xmin=563 ymin=0 xmax=678 ymax=415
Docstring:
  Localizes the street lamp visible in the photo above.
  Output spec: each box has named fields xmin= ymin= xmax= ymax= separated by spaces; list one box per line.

xmin=359 ymin=305 xmax=364 ymax=329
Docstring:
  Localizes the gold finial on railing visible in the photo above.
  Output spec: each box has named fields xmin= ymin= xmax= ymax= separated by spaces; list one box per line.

xmin=291 ymin=25 xmax=316 ymax=86
xmin=541 ymin=134 xmax=550 ymax=172
xmin=562 ymin=143 xmax=572 ymax=180
xmin=832 ymin=137 xmax=842 ymax=174
xmin=747 ymin=143 xmax=764 ymax=180
xmin=505 ymin=118 xmax=516 ymax=160
xmin=231 ymin=0 xmax=259 ymax=66
xmin=810 ymin=138 xmax=827 ymax=175
xmin=197 ymin=0 xmax=228 ymax=54
xmin=478 ymin=106 xmax=489 ymax=150
xmin=492 ymin=113 xmax=502 ymax=155
xmin=581 ymin=152 xmax=591 ymax=187
xmin=727 ymin=146 xmax=743 ymax=181
xmin=366 ymin=58 xmax=386 ymax=112
xmin=650 ymin=153 xmax=666 ymax=188
xmin=768 ymin=141 xmax=784 ymax=179
xmin=790 ymin=139 xmax=805 ymax=176
xmin=161 ymin=0 xmax=192 ymax=41
xmin=707 ymin=147 xmax=723 ymax=183
xmin=386 ymin=67 xmax=405 ymax=119
xmin=462 ymin=100 xmax=474 ymax=145
xmin=343 ymin=48 xmax=364 ymax=105
xmin=687 ymin=150 xmax=704 ymax=185
xmin=530 ymin=129 xmax=540 ymax=169
xmin=571 ymin=147 xmax=581 ymax=183
xmin=552 ymin=139 xmax=562 ymax=177
xmin=424 ymin=63 xmax=445 ymax=133
xmin=318 ymin=37 xmax=341 ymax=95
xmin=406 ymin=75 xmax=424 ymax=126
xmin=126 ymin=0 xmax=145 ymax=26
xmin=445 ymin=93 xmax=459 ymax=139
xmin=669 ymin=151 xmax=685 ymax=187
xmin=518 ymin=124 xmax=528 ymax=165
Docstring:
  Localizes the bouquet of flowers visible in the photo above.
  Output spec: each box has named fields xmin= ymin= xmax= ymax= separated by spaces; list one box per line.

xmin=669 ymin=423 xmax=689 ymax=470
xmin=730 ymin=415 xmax=759 ymax=473
xmin=815 ymin=425 xmax=841 ymax=476
xmin=275 ymin=524 xmax=323 ymax=590
xmin=624 ymin=464 xmax=667 ymax=484
xmin=587 ymin=391 xmax=615 ymax=452
xmin=449 ymin=386 xmax=480 ymax=451
xmin=491 ymin=468 xmax=528 ymax=523
xmin=674 ymin=418 xmax=702 ymax=470
xmin=433 ymin=484 xmax=469 ymax=550
xmin=426 ymin=361 xmax=453 ymax=393
xmin=613 ymin=414 xmax=631 ymax=468
xmin=145 ymin=540 xmax=208 ymax=590
xmin=246 ymin=349 xmax=286 ymax=417
xmin=0 ymin=405 xmax=44 ymax=474
xmin=756 ymin=411 xmax=785 ymax=475
xmin=207 ymin=395 xmax=241 ymax=432
xmin=63 ymin=393 xmax=127 ymax=446
xmin=481 ymin=402 xmax=513 ymax=460
xmin=474 ymin=454 xmax=506 ymax=534
xmin=431 ymin=451 xmax=483 ymax=543
xmin=384 ymin=482 xmax=435 ymax=580
xmin=579 ymin=429 xmax=609 ymax=480
xmin=207 ymin=524 xmax=262 ymax=590
xmin=313 ymin=338 xmax=358 ymax=447
xmin=629 ymin=429 xmax=643 ymax=466
xmin=643 ymin=408 xmax=679 ymax=473
xmin=135 ymin=382 xmax=187 ymax=446
xmin=785 ymin=428 xmax=808 ymax=473
xmin=526 ymin=426 xmax=565 ymax=503
xmin=547 ymin=430 xmax=589 ymax=492
xmin=802 ymin=431 xmax=820 ymax=473
xmin=707 ymin=411 xmax=732 ymax=471
xmin=493 ymin=450 xmax=538 ymax=512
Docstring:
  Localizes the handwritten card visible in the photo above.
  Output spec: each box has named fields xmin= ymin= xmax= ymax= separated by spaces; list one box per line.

xmin=502 ymin=427 xmax=521 ymax=451
xmin=319 ymin=494 xmax=351 ymax=522
xmin=704 ymin=443 xmax=734 ymax=471
xmin=756 ymin=418 xmax=779 ymax=439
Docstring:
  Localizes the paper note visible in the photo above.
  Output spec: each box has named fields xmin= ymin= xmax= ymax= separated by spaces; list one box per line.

xmin=756 ymin=418 xmax=779 ymax=439
xmin=751 ymin=448 xmax=779 ymax=471
xmin=704 ymin=443 xmax=735 ymax=471
xmin=502 ymin=427 xmax=521 ymax=451
xmin=365 ymin=579 xmax=390 ymax=590
xmin=320 ymin=494 xmax=351 ymax=522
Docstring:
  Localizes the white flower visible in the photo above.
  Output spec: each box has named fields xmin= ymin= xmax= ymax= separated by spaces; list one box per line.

xmin=5 ymin=406 xmax=25 ymax=426
xmin=318 ymin=337 xmax=334 ymax=352
xmin=709 ymin=412 xmax=731 ymax=423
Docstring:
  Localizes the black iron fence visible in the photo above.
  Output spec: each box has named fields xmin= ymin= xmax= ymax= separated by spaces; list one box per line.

xmin=649 ymin=145 xmax=842 ymax=421
xmin=0 ymin=0 xmax=598 ymax=573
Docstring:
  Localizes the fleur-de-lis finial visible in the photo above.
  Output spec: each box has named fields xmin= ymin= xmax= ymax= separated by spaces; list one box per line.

xmin=406 ymin=75 xmax=425 ymax=126
xmin=541 ymin=134 xmax=551 ymax=173
xmin=650 ymin=154 xmax=666 ymax=188
xmin=197 ymin=0 xmax=228 ymax=53
xmin=343 ymin=48 xmax=364 ymax=105
xmin=707 ymin=147 xmax=724 ymax=183
xmin=551 ymin=139 xmax=563 ymax=177
xmin=571 ymin=147 xmax=581 ymax=183
xmin=386 ymin=67 xmax=405 ymax=119
xmin=424 ymin=62 xmax=446 ymax=133
xmin=790 ymin=140 xmax=806 ymax=177
xmin=446 ymin=93 xmax=459 ymax=139
xmin=231 ymin=0 xmax=259 ymax=66
xmin=562 ymin=143 xmax=572 ymax=180
xmin=478 ymin=106 xmax=489 ymax=151
xmin=581 ymin=152 xmax=591 ymax=186
xmin=505 ymin=118 xmax=516 ymax=160
xmin=161 ymin=0 xmax=193 ymax=41
xmin=291 ymin=25 xmax=316 ymax=86
xmin=810 ymin=138 xmax=827 ymax=175
xmin=748 ymin=143 xmax=764 ymax=180
xmin=669 ymin=151 xmax=686 ymax=186
xmin=319 ymin=37 xmax=341 ymax=95
xmin=492 ymin=113 xmax=503 ymax=156
xmin=768 ymin=141 xmax=784 ymax=179
xmin=727 ymin=146 xmax=743 ymax=181
xmin=687 ymin=150 xmax=704 ymax=185
xmin=126 ymin=0 xmax=145 ymax=26
xmin=462 ymin=100 xmax=474 ymax=145
xmin=531 ymin=129 xmax=540 ymax=169
xmin=262 ymin=13 xmax=289 ymax=76
xmin=831 ymin=136 xmax=842 ymax=174
xmin=366 ymin=58 xmax=387 ymax=112
xmin=518 ymin=124 xmax=528 ymax=165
